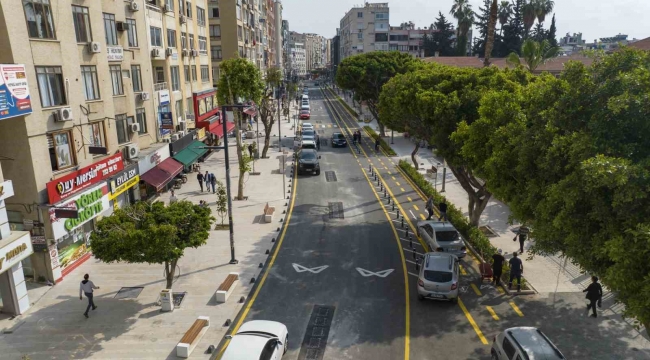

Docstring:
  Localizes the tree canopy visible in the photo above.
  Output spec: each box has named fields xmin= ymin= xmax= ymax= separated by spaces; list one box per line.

xmin=422 ymin=12 xmax=456 ymax=57
xmin=91 ymin=201 xmax=213 ymax=288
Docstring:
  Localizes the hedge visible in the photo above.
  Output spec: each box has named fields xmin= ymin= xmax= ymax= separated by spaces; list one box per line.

xmin=364 ymin=126 xmax=397 ymax=156
xmin=398 ymin=160 xmax=530 ymax=290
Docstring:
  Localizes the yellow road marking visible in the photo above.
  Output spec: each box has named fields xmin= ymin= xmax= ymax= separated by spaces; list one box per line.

xmin=401 ymin=188 xmax=406 ymax=192
xmin=407 ymin=197 xmax=413 ymax=202
xmin=486 ymin=306 xmax=500 ymax=321
xmin=396 ymin=181 xmax=401 ymax=186
xmin=387 ymin=171 xmax=392 ymax=175
xmin=392 ymin=176 xmax=397 ymax=180
xmin=413 ymin=204 xmax=419 ymax=211
xmin=460 ymin=265 xmax=468 ymax=276
xmin=384 ymin=166 xmax=388 ymax=170
xmin=496 ymin=286 xmax=505 ymax=294
xmin=459 ymin=298 xmax=489 ymax=345
xmin=470 ymin=283 xmax=482 ymax=296
xmin=509 ymin=301 xmax=524 ymax=317
xmin=419 ymin=213 xmax=426 ymax=220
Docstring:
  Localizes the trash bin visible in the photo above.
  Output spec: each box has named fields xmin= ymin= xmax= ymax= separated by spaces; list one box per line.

xmin=160 ymin=289 xmax=174 ymax=312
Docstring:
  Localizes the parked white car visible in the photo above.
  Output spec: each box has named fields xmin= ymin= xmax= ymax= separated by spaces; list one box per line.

xmin=221 ymin=320 xmax=289 ymax=360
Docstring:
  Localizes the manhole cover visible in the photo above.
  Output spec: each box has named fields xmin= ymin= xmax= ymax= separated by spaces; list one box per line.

xmin=298 ymin=305 xmax=335 ymax=360
xmin=328 ymin=202 xmax=344 ymax=219
xmin=325 ymin=171 xmax=337 ymax=182
xmin=114 ymin=287 xmax=144 ymax=299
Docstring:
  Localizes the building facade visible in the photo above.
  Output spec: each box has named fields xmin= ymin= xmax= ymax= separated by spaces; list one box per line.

xmin=290 ymin=42 xmax=306 ymax=77
xmin=339 ymin=2 xmax=390 ymax=61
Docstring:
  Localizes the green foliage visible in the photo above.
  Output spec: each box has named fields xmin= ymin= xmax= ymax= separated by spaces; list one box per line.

xmin=500 ymin=0 xmax=525 ymax=56
xmin=363 ymin=126 xmax=396 ymax=156
xmin=265 ymin=67 xmax=282 ymax=88
xmin=217 ymin=57 xmax=264 ymax=106
xmin=241 ymin=153 xmax=253 ymax=173
xmin=506 ymin=39 xmax=560 ymax=72
xmin=546 ymin=14 xmax=558 ymax=47
xmin=215 ymin=181 xmax=227 ymax=226
xmin=423 ymin=12 xmax=456 ymax=57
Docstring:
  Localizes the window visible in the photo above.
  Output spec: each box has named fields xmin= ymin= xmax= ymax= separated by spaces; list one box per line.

xmin=126 ymin=19 xmax=138 ymax=47
xmin=237 ymin=26 xmax=243 ymax=41
xmin=131 ymin=65 xmax=142 ymax=92
xmin=209 ymin=6 xmax=219 ymax=18
xmin=170 ymin=66 xmax=180 ymax=91
xmin=167 ymin=29 xmax=177 ymax=48
xmin=23 ymin=0 xmax=56 ymax=39
xmin=164 ymin=0 xmax=174 ymax=11
xmin=357 ymin=32 xmax=363 ymax=40
xmin=136 ymin=108 xmax=147 ymax=134
xmin=36 ymin=66 xmax=66 ymax=107
xmin=181 ymin=32 xmax=187 ymax=49
xmin=103 ymin=13 xmax=117 ymax=45
xmin=212 ymin=67 xmax=219 ymax=84
xmin=201 ymin=65 xmax=209 ymax=82
xmin=502 ymin=338 xmax=517 ymax=359
xmin=375 ymin=22 xmax=388 ymax=31
xmin=184 ymin=65 xmax=190 ymax=82
xmin=211 ymin=45 xmax=222 ymax=60
xmin=48 ymin=131 xmax=75 ymax=171
xmin=191 ymin=66 xmax=197 ymax=81
xmin=185 ymin=1 xmax=192 ymax=18
xmin=186 ymin=96 xmax=193 ymax=118
xmin=189 ymin=34 xmax=195 ymax=49
xmin=115 ymin=114 xmax=128 ymax=144
xmin=238 ymin=46 xmax=244 ymax=57
xmin=72 ymin=6 xmax=91 ymax=43
xmin=198 ymin=36 xmax=207 ymax=53
xmin=357 ymin=11 xmax=363 ymax=18
xmin=375 ymin=33 xmax=388 ymax=42
xmin=178 ymin=0 xmax=184 ymax=15
xmin=155 ymin=67 xmax=164 ymax=84
xmin=389 ymin=44 xmax=398 ymax=51
xmin=150 ymin=26 xmax=163 ymax=47
xmin=357 ymin=22 xmax=364 ymax=30
xmin=375 ymin=12 xmax=389 ymax=20
xmin=423 ymin=270 xmax=453 ymax=283
xmin=196 ymin=7 xmax=205 ymax=26
xmin=81 ymin=66 xmax=100 ymax=101
xmin=209 ymin=25 xmax=221 ymax=37
xmin=236 ymin=4 xmax=241 ymax=20
xmin=110 ymin=65 xmax=124 ymax=95
xmin=175 ymin=100 xmax=182 ymax=120
xmin=88 ymin=122 xmax=106 ymax=148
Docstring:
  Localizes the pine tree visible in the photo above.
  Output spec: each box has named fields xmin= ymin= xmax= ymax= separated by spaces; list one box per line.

xmin=531 ymin=23 xmax=546 ymax=42
xmin=472 ymin=0 xmax=491 ymax=56
xmin=500 ymin=0 xmax=525 ymax=56
xmin=422 ymin=33 xmax=435 ymax=57
xmin=546 ymin=13 xmax=558 ymax=47
xmin=431 ymin=12 xmax=456 ymax=56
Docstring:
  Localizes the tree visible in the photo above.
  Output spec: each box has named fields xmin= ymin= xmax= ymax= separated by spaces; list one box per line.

xmin=522 ymin=0 xmax=537 ymax=36
xmin=217 ymin=58 xmax=264 ymax=200
xmin=483 ymin=0 xmax=499 ymax=66
xmin=534 ymin=0 xmax=554 ymax=24
xmin=498 ymin=1 xmax=513 ymax=36
xmin=91 ymin=201 xmax=213 ymax=289
xmin=456 ymin=6 xmax=475 ymax=56
xmin=506 ymin=38 xmax=559 ymax=72
xmin=546 ymin=13 xmax=558 ymax=47
xmin=215 ymin=180 xmax=227 ymax=227
xmin=500 ymin=0 xmax=525 ymax=56
xmin=531 ymin=23 xmax=547 ymax=42
xmin=258 ymin=67 xmax=282 ymax=158
xmin=471 ymin=0 xmax=490 ymax=57
xmin=424 ymin=13 xmax=456 ymax=57
xmin=335 ymin=51 xmax=421 ymax=137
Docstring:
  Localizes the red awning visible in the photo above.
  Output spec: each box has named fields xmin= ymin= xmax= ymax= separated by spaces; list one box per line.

xmin=140 ymin=158 xmax=184 ymax=191
xmin=209 ymin=122 xmax=236 ymax=138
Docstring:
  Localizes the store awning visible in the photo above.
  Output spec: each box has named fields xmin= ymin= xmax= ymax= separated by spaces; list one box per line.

xmin=173 ymin=140 xmax=208 ymax=167
xmin=140 ymin=158 xmax=184 ymax=191
xmin=209 ymin=122 xmax=236 ymax=138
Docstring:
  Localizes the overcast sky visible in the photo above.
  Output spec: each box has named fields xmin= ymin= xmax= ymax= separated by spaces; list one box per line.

xmin=282 ymin=0 xmax=650 ymax=43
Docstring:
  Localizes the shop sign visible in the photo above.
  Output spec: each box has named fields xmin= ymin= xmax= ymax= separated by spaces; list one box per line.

xmin=0 ymin=64 xmax=32 ymax=121
xmin=0 ymin=233 xmax=33 ymax=273
xmin=138 ymin=144 xmax=170 ymax=174
xmin=46 ymin=153 xmax=124 ymax=204
xmin=158 ymin=90 xmax=170 ymax=105
xmin=197 ymin=128 xmax=206 ymax=140
xmin=107 ymin=46 xmax=124 ymax=61
xmin=109 ymin=166 xmax=140 ymax=200
xmin=161 ymin=112 xmax=174 ymax=129
xmin=31 ymin=235 xmax=48 ymax=252
xmin=0 ymin=179 xmax=15 ymax=202
xmin=193 ymin=89 xmax=218 ymax=122
xmin=49 ymin=183 xmax=110 ymax=240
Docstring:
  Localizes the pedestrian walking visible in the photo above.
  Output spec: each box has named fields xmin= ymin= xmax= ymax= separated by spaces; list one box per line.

xmin=204 ymin=171 xmax=210 ymax=192
xmin=425 ymin=196 xmax=435 ymax=220
xmin=491 ymin=249 xmax=505 ymax=285
xmin=583 ymin=276 xmax=603 ymax=318
xmin=169 ymin=190 xmax=178 ymax=204
xmin=438 ymin=200 xmax=448 ymax=221
xmin=79 ymin=274 xmax=99 ymax=318
xmin=513 ymin=224 xmax=530 ymax=254
xmin=210 ymin=172 xmax=217 ymax=193
xmin=508 ymin=252 xmax=524 ymax=292
xmin=375 ymin=137 xmax=380 ymax=151
xmin=197 ymin=172 xmax=204 ymax=192
xmin=248 ymin=143 xmax=254 ymax=158
xmin=316 ymin=137 xmax=321 ymax=150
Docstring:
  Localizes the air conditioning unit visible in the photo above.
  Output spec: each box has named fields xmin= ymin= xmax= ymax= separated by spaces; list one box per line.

xmin=126 ymin=144 xmax=140 ymax=159
xmin=129 ymin=1 xmax=140 ymax=11
xmin=166 ymin=47 xmax=174 ymax=57
xmin=116 ymin=22 xmax=129 ymax=32
xmin=140 ymin=92 xmax=151 ymax=101
xmin=181 ymin=49 xmax=189 ymax=57
xmin=53 ymin=107 xmax=73 ymax=122
xmin=129 ymin=123 xmax=140 ymax=133
xmin=191 ymin=49 xmax=198 ymax=57
xmin=171 ymin=133 xmax=181 ymax=141
xmin=88 ymin=41 xmax=101 ymax=54
xmin=180 ymin=15 xmax=187 ymax=24
xmin=177 ymin=131 xmax=185 ymax=137
xmin=163 ymin=4 xmax=173 ymax=13
xmin=151 ymin=48 xmax=161 ymax=57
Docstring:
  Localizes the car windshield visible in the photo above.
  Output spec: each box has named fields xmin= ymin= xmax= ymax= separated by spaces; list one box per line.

xmin=424 ymin=270 xmax=453 ymax=283
xmin=333 ymin=133 xmax=345 ymax=139
xmin=303 ymin=130 xmax=315 ymax=136
xmin=436 ymin=230 xmax=460 ymax=242
xmin=302 ymin=136 xmax=315 ymax=141
xmin=301 ymin=111 xmax=309 ymax=114
xmin=300 ymin=151 xmax=317 ymax=159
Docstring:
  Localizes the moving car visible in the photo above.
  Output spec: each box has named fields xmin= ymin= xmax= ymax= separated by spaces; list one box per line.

xmin=300 ymin=110 xmax=311 ymax=119
xmin=330 ymin=132 xmax=347 ymax=147
xmin=314 ymin=82 xmax=319 ymax=86
xmin=416 ymin=220 xmax=467 ymax=258
xmin=301 ymin=129 xmax=318 ymax=142
xmin=301 ymin=122 xmax=314 ymax=130
xmin=301 ymin=135 xmax=316 ymax=143
xmin=301 ymin=103 xmax=310 ymax=111
xmin=491 ymin=327 xmax=565 ymax=360
xmin=221 ymin=320 xmax=288 ymax=360
xmin=417 ymin=252 xmax=459 ymax=302
xmin=301 ymin=140 xmax=317 ymax=150
xmin=296 ymin=148 xmax=321 ymax=175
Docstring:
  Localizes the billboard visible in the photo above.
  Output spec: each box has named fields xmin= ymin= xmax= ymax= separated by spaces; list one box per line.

xmin=0 ymin=64 xmax=32 ymax=121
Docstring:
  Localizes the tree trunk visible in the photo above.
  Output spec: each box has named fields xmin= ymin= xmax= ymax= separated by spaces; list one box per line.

xmin=262 ymin=127 xmax=272 ymax=158
xmin=469 ymin=192 xmax=491 ymax=227
xmin=483 ymin=0 xmax=499 ymax=67
xmin=367 ymin=103 xmax=386 ymax=138
xmin=411 ymin=142 xmax=420 ymax=170
xmin=233 ymin=110 xmax=246 ymax=200
xmin=448 ymin=165 xmax=492 ymax=227
xmin=164 ymin=258 xmax=178 ymax=289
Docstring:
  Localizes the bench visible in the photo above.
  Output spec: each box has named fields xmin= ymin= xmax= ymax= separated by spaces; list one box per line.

xmin=176 ymin=316 xmax=210 ymax=358
xmin=263 ymin=202 xmax=276 ymax=223
xmin=216 ymin=272 xmax=240 ymax=303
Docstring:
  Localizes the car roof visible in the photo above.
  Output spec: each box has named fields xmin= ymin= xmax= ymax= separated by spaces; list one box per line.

xmin=237 ymin=320 xmax=286 ymax=337
xmin=419 ymin=220 xmax=457 ymax=231
xmin=221 ymin=334 xmax=269 ymax=360
xmin=332 ymin=132 xmax=343 ymax=136
xmin=506 ymin=327 xmax=565 ymax=360
xmin=302 ymin=123 xmax=313 ymax=126
xmin=301 ymin=109 xmax=310 ymax=113
xmin=299 ymin=148 xmax=317 ymax=155
xmin=424 ymin=252 xmax=457 ymax=271
xmin=302 ymin=140 xmax=316 ymax=145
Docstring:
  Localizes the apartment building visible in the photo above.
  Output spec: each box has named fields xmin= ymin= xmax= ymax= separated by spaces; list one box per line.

xmin=290 ymin=42 xmax=307 ymax=77
xmin=339 ymin=2 xmax=390 ymax=61
xmin=389 ymin=22 xmax=431 ymax=58
xmin=282 ymin=20 xmax=292 ymax=77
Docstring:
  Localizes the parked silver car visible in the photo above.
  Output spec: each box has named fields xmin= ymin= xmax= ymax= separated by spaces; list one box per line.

xmin=491 ymin=327 xmax=565 ymax=360
xmin=417 ymin=252 xmax=460 ymax=302
xmin=417 ymin=220 xmax=467 ymax=258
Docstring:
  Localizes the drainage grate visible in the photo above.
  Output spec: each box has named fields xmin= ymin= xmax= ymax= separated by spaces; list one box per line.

xmin=328 ymin=202 xmax=344 ymax=219
xmin=297 ymin=305 xmax=335 ymax=360
xmin=114 ymin=287 xmax=144 ymax=299
xmin=325 ymin=171 xmax=337 ymax=182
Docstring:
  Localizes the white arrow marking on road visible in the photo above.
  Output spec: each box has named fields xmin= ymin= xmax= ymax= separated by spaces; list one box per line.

xmin=409 ymin=210 xmax=417 ymax=220
xmin=292 ymin=263 xmax=329 ymax=274
xmin=356 ymin=267 xmax=395 ymax=278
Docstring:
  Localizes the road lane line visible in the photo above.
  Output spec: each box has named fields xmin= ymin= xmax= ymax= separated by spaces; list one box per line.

xmin=387 ymin=171 xmax=392 ymax=175
xmin=470 ymin=283 xmax=482 ymax=296
xmin=392 ymin=176 xmax=397 ymax=180
xmin=407 ymin=196 xmax=413 ymax=202
xmin=412 ymin=204 xmax=419 ymax=211
xmin=419 ymin=214 xmax=426 ymax=220
xmin=458 ymin=298 xmax=489 ymax=345
xmin=384 ymin=166 xmax=388 ymax=170
xmin=403 ymin=248 xmax=425 ymax=256
xmin=409 ymin=210 xmax=417 ymax=220
xmin=496 ymin=286 xmax=505 ymax=294
xmin=408 ymin=272 xmax=419 ymax=277
xmin=509 ymin=301 xmax=524 ymax=317
xmin=486 ymin=306 xmax=500 ymax=321
xmin=396 ymin=181 xmax=401 ymax=186
xmin=460 ymin=265 xmax=468 ymax=276
xmin=401 ymin=188 xmax=406 ymax=192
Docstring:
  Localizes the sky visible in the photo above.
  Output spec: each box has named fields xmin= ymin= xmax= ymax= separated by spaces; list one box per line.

xmin=281 ymin=0 xmax=650 ymax=43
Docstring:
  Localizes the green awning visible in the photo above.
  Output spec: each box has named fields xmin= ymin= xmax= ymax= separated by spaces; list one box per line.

xmin=173 ymin=140 xmax=208 ymax=167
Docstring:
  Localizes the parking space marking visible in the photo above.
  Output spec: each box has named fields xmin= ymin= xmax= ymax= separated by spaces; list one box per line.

xmin=460 ymin=265 xmax=468 ymax=276
xmin=408 ymin=272 xmax=418 ymax=277
xmin=458 ymin=298 xmax=489 ymax=345
xmin=470 ymin=283 xmax=482 ymax=296
xmin=496 ymin=286 xmax=505 ymax=294
xmin=409 ymin=210 xmax=417 ymax=220
xmin=509 ymin=301 xmax=524 ymax=317
xmin=412 ymin=204 xmax=419 ymax=211
xmin=486 ymin=306 xmax=500 ymax=321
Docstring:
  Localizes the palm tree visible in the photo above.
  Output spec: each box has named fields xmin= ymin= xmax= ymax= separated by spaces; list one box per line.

xmin=506 ymin=38 xmax=560 ymax=72
xmin=450 ymin=0 xmax=470 ymax=20
xmin=535 ymin=0 xmax=554 ymax=24
xmin=522 ymin=0 xmax=537 ymax=35
xmin=498 ymin=0 xmax=512 ymax=36
xmin=453 ymin=4 xmax=475 ymax=56
xmin=483 ymin=0 xmax=499 ymax=66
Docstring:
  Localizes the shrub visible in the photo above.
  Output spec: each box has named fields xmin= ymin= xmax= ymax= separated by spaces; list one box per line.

xmin=364 ymin=126 xmax=397 ymax=156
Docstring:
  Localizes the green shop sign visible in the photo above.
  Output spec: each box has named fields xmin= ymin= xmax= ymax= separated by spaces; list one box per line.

xmin=64 ymin=188 xmax=104 ymax=231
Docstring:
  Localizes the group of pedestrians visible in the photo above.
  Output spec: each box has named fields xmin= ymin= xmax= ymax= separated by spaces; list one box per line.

xmin=425 ymin=196 xmax=448 ymax=221
xmin=197 ymin=170 xmax=217 ymax=193
xmin=352 ymin=130 xmax=361 ymax=145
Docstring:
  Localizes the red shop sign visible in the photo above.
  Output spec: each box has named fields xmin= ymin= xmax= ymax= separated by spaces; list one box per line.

xmin=46 ymin=153 xmax=124 ymax=204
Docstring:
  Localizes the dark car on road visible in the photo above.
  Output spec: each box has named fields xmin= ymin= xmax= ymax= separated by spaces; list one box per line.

xmin=296 ymin=149 xmax=321 ymax=175
xmin=331 ymin=132 xmax=347 ymax=147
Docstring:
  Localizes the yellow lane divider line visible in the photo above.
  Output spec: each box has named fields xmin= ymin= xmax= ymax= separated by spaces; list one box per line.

xmin=486 ymin=306 xmax=500 ymax=321
xmin=407 ymin=197 xmax=413 ymax=202
xmin=459 ymin=298 xmax=489 ymax=345
xmin=419 ymin=214 xmax=426 ymax=220
xmin=509 ymin=301 xmax=524 ymax=317
xmin=470 ymin=283 xmax=482 ymax=296
xmin=413 ymin=204 xmax=419 ymax=211
xmin=401 ymin=188 xmax=406 ymax=192
xmin=396 ymin=181 xmax=401 ymax=186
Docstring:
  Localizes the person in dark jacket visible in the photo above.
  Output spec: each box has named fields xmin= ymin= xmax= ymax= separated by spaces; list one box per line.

xmin=210 ymin=172 xmax=217 ymax=193
xmin=375 ymin=137 xmax=380 ymax=151
xmin=438 ymin=200 xmax=448 ymax=221
xmin=491 ymin=249 xmax=505 ymax=285
xmin=508 ymin=252 xmax=524 ymax=291
xmin=583 ymin=276 xmax=603 ymax=318
xmin=197 ymin=172 xmax=204 ymax=192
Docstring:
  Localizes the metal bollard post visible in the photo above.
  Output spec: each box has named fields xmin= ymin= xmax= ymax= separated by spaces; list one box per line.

xmin=380 ymin=183 xmax=383 ymax=191
xmin=384 ymin=189 xmax=387 ymax=198
xmin=406 ymin=228 xmax=409 ymax=238
xmin=401 ymin=217 xmax=404 ymax=228
xmin=369 ymin=165 xmax=372 ymax=173
xmin=412 ymin=247 xmax=417 ymax=260
xmin=409 ymin=238 xmax=413 ymax=248
xmin=387 ymin=197 xmax=391 ymax=204
xmin=392 ymin=203 xmax=395 ymax=211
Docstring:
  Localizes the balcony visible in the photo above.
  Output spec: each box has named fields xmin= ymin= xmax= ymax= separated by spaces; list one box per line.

xmin=154 ymin=82 xmax=168 ymax=91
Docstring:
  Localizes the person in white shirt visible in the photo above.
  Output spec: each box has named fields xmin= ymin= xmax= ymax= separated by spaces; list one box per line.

xmin=169 ymin=190 xmax=178 ymax=204
xmin=79 ymin=273 xmax=99 ymax=318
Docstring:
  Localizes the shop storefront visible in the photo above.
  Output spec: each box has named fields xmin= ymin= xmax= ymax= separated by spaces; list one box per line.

xmin=107 ymin=163 xmax=140 ymax=212
xmin=170 ymin=130 xmax=208 ymax=172
xmin=138 ymin=144 xmax=183 ymax=199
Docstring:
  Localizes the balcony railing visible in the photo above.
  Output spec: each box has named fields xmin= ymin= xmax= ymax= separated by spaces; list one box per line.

xmin=154 ymin=82 xmax=168 ymax=91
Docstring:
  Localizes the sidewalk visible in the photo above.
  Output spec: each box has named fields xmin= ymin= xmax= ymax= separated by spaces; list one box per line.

xmin=0 ymin=112 xmax=297 ymax=359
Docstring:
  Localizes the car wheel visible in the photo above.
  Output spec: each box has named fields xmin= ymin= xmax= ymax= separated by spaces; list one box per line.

xmin=491 ymin=350 xmax=499 ymax=360
xmin=284 ymin=335 xmax=288 ymax=354
xmin=417 ymin=294 xmax=424 ymax=301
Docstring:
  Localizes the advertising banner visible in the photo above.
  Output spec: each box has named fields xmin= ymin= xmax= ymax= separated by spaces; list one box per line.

xmin=107 ymin=46 xmax=124 ymax=61
xmin=160 ymin=112 xmax=174 ymax=129
xmin=108 ymin=165 xmax=139 ymax=200
xmin=46 ymin=153 xmax=123 ymax=204
xmin=48 ymin=183 xmax=110 ymax=240
xmin=137 ymin=144 xmax=170 ymax=174
xmin=0 ymin=64 xmax=32 ymax=121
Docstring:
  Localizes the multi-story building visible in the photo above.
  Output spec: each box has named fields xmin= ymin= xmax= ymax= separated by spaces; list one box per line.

xmin=559 ymin=32 xmax=586 ymax=55
xmin=388 ymin=22 xmax=432 ymax=58
xmin=290 ymin=43 xmax=307 ymax=77
xmin=282 ymin=20 xmax=292 ymax=77
xmin=331 ymin=30 xmax=341 ymax=74
xmin=585 ymin=33 xmax=641 ymax=52
xmin=339 ymin=2 xmax=390 ymax=61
